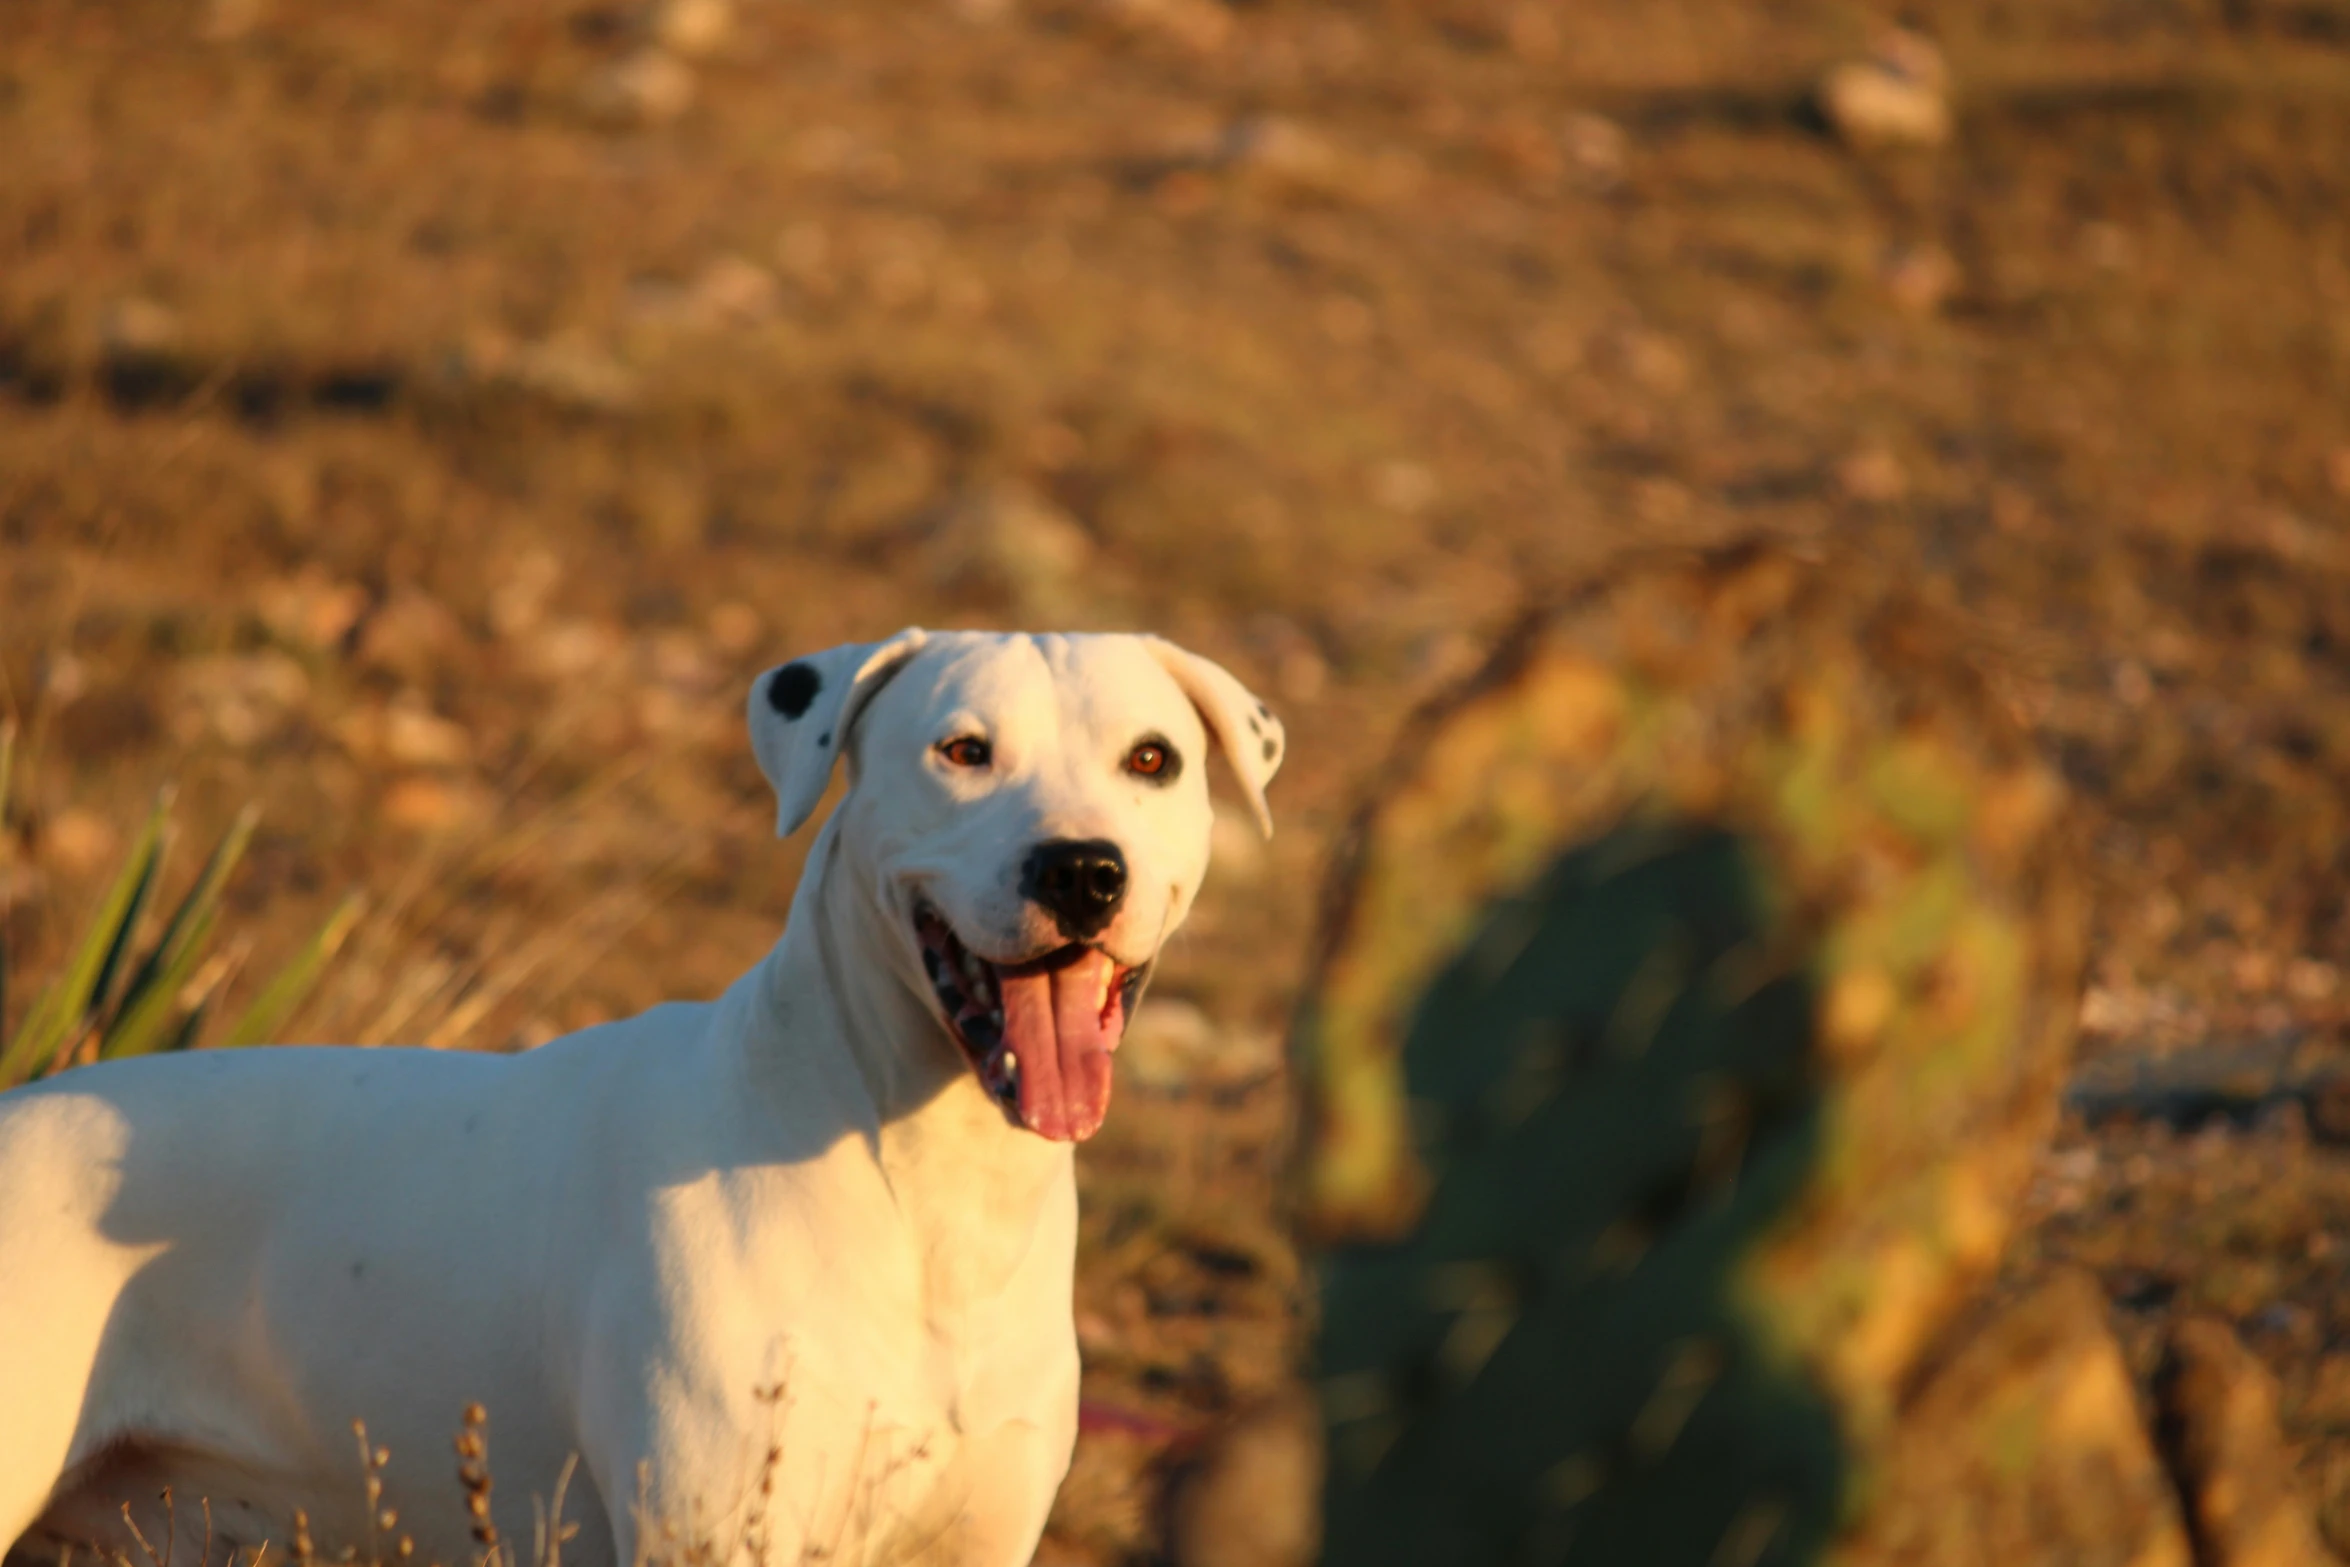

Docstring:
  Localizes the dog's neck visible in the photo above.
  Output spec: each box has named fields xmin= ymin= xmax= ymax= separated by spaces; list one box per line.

xmin=749 ymin=817 xmax=1075 ymax=1313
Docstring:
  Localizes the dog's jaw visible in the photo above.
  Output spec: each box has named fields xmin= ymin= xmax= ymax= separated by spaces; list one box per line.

xmin=914 ymin=905 xmax=1146 ymax=1141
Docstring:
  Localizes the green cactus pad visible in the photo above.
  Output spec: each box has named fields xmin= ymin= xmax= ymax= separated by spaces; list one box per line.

xmin=1299 ymin=542 xmax=2085 ymax=1561
xmin=1316 ymin=821 xmax=1844 ymax=1565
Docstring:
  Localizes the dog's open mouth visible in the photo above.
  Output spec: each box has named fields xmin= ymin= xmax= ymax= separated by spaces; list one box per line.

xmin=915 ymin=905 xmax=1144 ymax=1142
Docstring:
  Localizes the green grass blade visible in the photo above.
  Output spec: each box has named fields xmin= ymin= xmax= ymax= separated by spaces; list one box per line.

xmin=161 ymin=997 xmax=212 ymax=1056
xmin=88 ymin=828 xmax=167 ymax=1028
xmin=109 ymin=803 xmax=257 ymax=1029
xmin=219 ymin=894 xmax=365 ymax=1049
xmin=100 ymin=904 xmax=221 ymax=1063
xmin=0 ymin=794 xmax=172 ymax=1086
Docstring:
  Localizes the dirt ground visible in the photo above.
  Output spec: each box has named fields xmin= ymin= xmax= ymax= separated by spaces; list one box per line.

xmin=7 ymin=0 xmax=2350 ymax=1559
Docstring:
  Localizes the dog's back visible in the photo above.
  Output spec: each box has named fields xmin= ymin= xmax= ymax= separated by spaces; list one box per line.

xmin=0 ymin=1012 xmax=712 ymax=1567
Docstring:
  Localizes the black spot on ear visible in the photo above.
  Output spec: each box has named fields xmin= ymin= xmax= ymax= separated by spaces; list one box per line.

xmin=1261 ymin=736 xmax=1278 ymax=762
xmin=818 ymin=730 xmax=833 ymax=747
xmin=1248 ymin=713 xmax=1265 ymax=736
xmin=1256 ymin=701 xmax=1272 ymax=718
xmin=768 ymin=661 xmax=821 ymax=719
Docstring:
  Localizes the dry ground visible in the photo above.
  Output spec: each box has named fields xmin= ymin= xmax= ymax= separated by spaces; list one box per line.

xmin=8 ymin=0 xmax=2350 ymax=1559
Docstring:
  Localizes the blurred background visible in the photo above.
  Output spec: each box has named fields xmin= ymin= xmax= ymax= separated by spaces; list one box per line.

xmin=5 ymin=0 xmax=2350 ymax=1560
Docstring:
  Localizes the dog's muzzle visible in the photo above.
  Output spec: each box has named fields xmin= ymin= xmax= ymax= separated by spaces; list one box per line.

xmin=915 ymin=905 xmax=1145 ymax=1142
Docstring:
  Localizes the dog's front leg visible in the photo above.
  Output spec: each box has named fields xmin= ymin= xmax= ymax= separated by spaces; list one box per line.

xmin=576 ymin=1345 xmax=797 ymax=1567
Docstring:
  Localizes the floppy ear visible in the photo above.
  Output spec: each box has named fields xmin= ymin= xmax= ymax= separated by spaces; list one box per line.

xmin=747 ymin=628 xmax=928 ymax=837
xmin=1143 ymin=637 xmax=1285 ymax=838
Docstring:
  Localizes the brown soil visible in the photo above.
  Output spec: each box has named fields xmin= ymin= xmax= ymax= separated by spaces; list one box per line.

xmin=7 ymin=0 xmax=2350 ymax=1559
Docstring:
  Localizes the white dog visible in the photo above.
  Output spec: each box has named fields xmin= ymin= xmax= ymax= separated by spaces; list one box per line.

xmin=0 ymin=630 xmax=1282 ymax=1567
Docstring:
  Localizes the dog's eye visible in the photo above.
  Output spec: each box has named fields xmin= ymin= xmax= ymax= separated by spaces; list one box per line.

xmin=938 ymin=736 xmax=992 ymax=769
xmin=1125 ymin=739 xmax=1178 ymax=781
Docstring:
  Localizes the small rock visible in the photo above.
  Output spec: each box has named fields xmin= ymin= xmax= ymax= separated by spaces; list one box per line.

xmin=524 ymin=619 xmax=626 ymax=682
xmin=174 ymin=651 xmax=310 ymax=749
xmin=691 ymin=255 xmax=778 ymax=324
xmin=201 ymin=0 xmax=265 ymax=40
xmin=1882 ymin=242 xmax=1960 ymax=314
xmin=644 ymin=630 xmax=719 ymax=694
xmin=488 ymin=550 xmax=564 ymax=640
xmin=580 ymin=49 xmax=696 ymax=128
xmin=1317 ymin=296 xmax=1376 ymax=347
xmin=98 ymin=296 xmax=183 ymax=359
xmin=939 ymin=275 xmax=990 ymax=318
xmin=1503 ymin=2 xmax=1557 ymax=59
xmin=921 ymin=483 xmax=1095 ymax=618
xmin=630 ymin=258 xmax=782 ymax=332
xmin=1100 ymin=0 xmax=1233 ymax=52
xmin=2112 ymin=659 xmax=2154 ymax=708
xmin=1026 ymin=421 xmax=1086 ymax=472
xmin=2326 ymin=448 xmax=2350 ymax=500
xmin=791 ymin=124 xmax=860 ymax=176
xmin=649 ymin=0 xmax=731 ymax=58
xmin=1208 ymin=803 xmax=1266 ymax=884
xmin=1562 ymin=112 xmax=1627 ymax=191
xmin=1218 ymin=115 xmax=1340 ymax=185
xmin=1620 ymin=329 xmax=1689 ymax=393
xmin=2081 ymin=222 xmax=2135 ymax=273
xmin=1121 ymin=998 xmax=1281 ymax=1092
xmin=775 ymin=221 xmax=835 ymax=293
xmin=1409 ymin=629 xmax=1482 ymax=690
xmin=1166 ymin=1388 xmax=1322 ymax=1567
xmin=1370 ymin=460 xmax=1438 ymax=515
xmin=356 ymin=590 xmax=466 ymax=683
xmin=41 ymin=650 xmax=89 ymax=705
xmin=1246 ymin=615 xmax=1328 ymax=705
xmin=1836 ymin=446 xmax=1908 ymax=504
xmin=1476 ymin=114 xmax=1563 ymax=187
xmin=2242 ymin=1300 xmax=2317 ymax=1349
xmin=1816 ymin=28 xmax=1951 ymax=150
xmin=337 ymin=696 xmax=473 ymax=770
xmin=380 ymin=776 xmax=486 ymax=834
xmin=2161 ymin=1316 xmax=2336 ymax=1567
xmin=41 ymin=808 xmax=122 ymax=876
xmin=383 ymin=704 xmax=472 ymax=768
xmin=706 ymin=601 xmax=763 ymax=657
xmin=498 ymin=333 xmax=639 ymax=413
xmin=0 ymin=861 xmax=49 ymax=913
xmin=2286 ymin=957 xmax=2340 ymax=1003
xmin=257 ymin=566 xmax=368 ymax=652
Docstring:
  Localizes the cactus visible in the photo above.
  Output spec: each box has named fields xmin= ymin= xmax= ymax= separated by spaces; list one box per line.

xmin=1298 ymin=542 xmax=2086 ymax=1565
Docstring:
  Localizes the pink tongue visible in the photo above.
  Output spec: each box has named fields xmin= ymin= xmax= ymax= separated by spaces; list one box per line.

xmin=998 ymin=949 xmax=1124 ymax=1141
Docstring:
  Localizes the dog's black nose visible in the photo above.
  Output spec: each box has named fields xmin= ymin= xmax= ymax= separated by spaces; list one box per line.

xmin=1023 ymin=839 xmax=1129 ymax=940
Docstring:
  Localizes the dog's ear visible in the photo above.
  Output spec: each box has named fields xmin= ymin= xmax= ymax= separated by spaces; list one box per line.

xmin=1143 ymin=638 xmax=1284 ymax=838
xmin=747 ymin=628 xmax=929 ymax=837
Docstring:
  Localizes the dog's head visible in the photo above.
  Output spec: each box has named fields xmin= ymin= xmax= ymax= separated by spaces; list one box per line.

xmin=748 ymin=630 xmax=1283 ymax=1141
